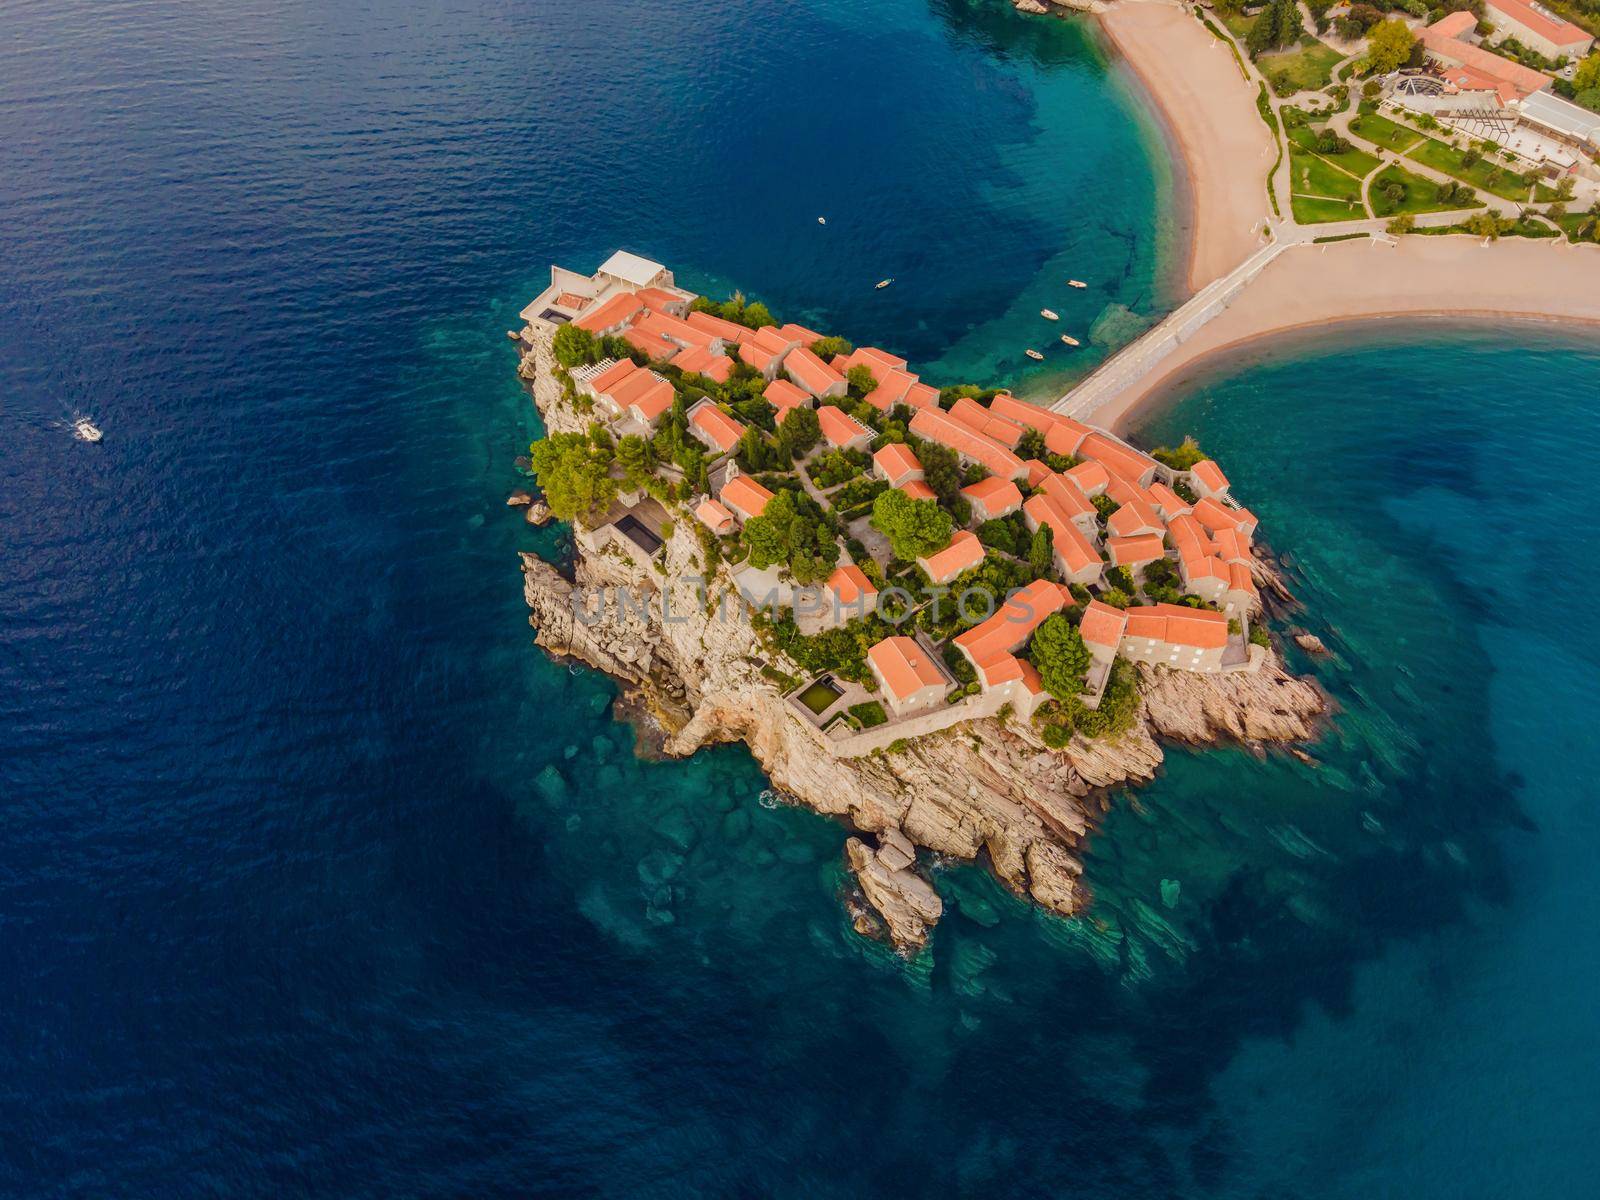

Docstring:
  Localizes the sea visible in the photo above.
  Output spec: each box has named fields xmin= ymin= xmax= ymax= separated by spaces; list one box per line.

xmin=2 ymin=0 xmax=1597 ymax=1195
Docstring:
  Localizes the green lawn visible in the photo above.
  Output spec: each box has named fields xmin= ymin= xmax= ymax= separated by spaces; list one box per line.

xmin=1367 ymin=164 xmax=1484 ymax=217
xmin=1290 ymin=193 xmax=1366 ymax=224
xmin=1258 ymin=37 xmax=1345 ymax=95
xmin=1403 ymin=135 xmax=1538 ymax=201
xmin=1347 ymin=111 xmax=1423 ymax=153
xmin=1288 ymin=148 xmax=1364 ymax=204
xmin=1221 ymin=12 xmax=1256 ymax=40
xmin=1554 ymin=211 xmax=1600 ymax=241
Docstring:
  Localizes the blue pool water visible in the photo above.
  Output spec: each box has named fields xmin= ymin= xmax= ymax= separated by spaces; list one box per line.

xmin=3 ymin=0 xmax=1599 ymax=1194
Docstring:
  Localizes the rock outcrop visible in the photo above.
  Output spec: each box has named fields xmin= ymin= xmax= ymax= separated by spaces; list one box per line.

xmin=513 ymin=328 xmax=1327 ymax=952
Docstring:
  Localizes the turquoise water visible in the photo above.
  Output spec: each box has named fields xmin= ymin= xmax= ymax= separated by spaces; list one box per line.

xmin=4 ymin=0 xmax=1600 ymax=1190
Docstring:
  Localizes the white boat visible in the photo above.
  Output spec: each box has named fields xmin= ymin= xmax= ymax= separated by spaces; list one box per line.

xmin=1041 ymin=308 xmax=1058 ymax=321
xmin=1060 ymin=334 xmax=1080 ymax=347
xmin=875 ymin=278 xmax=893 ymax=290
xmin=818 ymin=216 xmax=827 ymax=225
xmin=1067 ymin=279 xmax=1087 ymax=289
xmin=1024 ymin=349 xmax=1044 ymax=361
xmin=73 ymin=417 xmax=103 ymax=443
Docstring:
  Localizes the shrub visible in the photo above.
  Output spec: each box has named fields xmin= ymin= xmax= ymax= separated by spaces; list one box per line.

xmin=849 ymin=701 xmax=888 ymax=729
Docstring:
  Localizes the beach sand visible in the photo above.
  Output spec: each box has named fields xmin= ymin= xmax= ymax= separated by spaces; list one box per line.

xmin=1100 ymin=0 xmax=1275 ymax=294
xmin=1094 ymin=236 xmax=1600 ymax=433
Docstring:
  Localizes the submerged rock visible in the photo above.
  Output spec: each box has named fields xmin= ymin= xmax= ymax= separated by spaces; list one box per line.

xmin=1295 ymin=632 xmax=1329 ymax=655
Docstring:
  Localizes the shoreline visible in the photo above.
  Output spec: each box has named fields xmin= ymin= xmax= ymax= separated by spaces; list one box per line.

xmin=1087 ymin=236 xmax=1600 ymax=435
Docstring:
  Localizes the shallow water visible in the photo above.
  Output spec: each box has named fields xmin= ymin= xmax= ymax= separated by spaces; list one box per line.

xmin=4 ymin=0 xmax=1599 ymax=1194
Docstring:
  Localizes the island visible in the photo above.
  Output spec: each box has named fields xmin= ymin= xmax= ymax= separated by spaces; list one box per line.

xmin=509 ymin=251 xmax=1324 ymax=950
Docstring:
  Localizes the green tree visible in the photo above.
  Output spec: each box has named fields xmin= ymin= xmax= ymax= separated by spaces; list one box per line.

xmin=846 ymin=365 xmax=876 ymax=398
xmin=1573 ymin=52 xmax=1600 ymax=94
xmin=809 ymin=335 xmax=853 ymax=359
xmin=736 ymin=427 xmax=772 ymax=473
xmin=615 ymin=434 xmax=655 ymax=487
xmin=1030 ymin=614 xmax=1091 ymax=700
xmin=1016 ymin=427 xmax=1047 ymax=461
xmin=742 ymin=301 xmax=774 ymax=329
xmin=528 ymin=431 xmax=616 ymax=526
xmin=1028 ymin=521 xmax=1055 ymax=577
xmin=1274 ymin=0 xmax=1304 ymax=48
xmin=871 ymin=489 xmax=955 ymax=561
xmin=977 ymin=518 xmax=1020 ymax=556
xmin=1464 ymin=211 xmax=1504 ymax=240
xmin=777 ymin=405 xmax=821 ymax=456
xmin=1247 ymin=8 xmax=1278 ymax=56
xmin=1387 ymin=212 xmax=1416 ymax=236
xmin=552 ymin=324 xmax=599 ymax=369
xmin=1367 ymin=20 xmax=1415 ymax=75
xmin=917 ymin=441 xmax=963 ymax=502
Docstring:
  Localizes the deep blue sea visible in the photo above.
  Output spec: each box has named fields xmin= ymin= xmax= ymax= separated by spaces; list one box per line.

xmin=3 ymin=0 xmax=1598 ymax=1196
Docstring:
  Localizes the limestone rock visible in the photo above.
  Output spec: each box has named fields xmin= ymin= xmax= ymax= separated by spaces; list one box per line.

xmin=507 ymin=490 xmax=533 ymax=507
xmin=1138 ymin=657 xmax=1324 ymax=744
xmin=846 ymin=837 xmax=943 ymax=951
xmin=1295 ymin=632 xmax=1329 ymax=655
xmin=525 ymin=501 xmax=553 ymax=526
xmin=1012 ymin=0 xmax=1049 ymax=13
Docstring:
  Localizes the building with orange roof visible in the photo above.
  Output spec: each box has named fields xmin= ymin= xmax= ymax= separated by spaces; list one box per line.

xmin=916 ymin=529 xmax=987 ymax=585
xmin=866 ymin=635 xmax=952 ymax=716
xmin=832 ymin=346 xmax=908 ymax=385
xmin=623 ymin=323 xmax=679 ymax=362
xmin=777 ymin=323 xmax=824 ymax=347
xmin=695 ymin=497 xmax=736 ymax=536
xmin=718 ymin=475 xmax=773 ymax=524
xmin=961 ymin=476 xmax=1023 ymax=522
xmin=950 ymin=578 xmax=1072 ymax=717
xmin=684 ymin=309 xmax=752 ymax=344
xmin=763 ymin=378 xmax=813 ymax=414
xmin=1121 ymin=604 xmax=1230 ymax=672
xmin=1039 ymin=473 xmax=1099 ymax=530
xmin=1022 ymin=458 xmax=1053 ymax=489
xmin=863 ymin=369 xmax=917 ymax=412
xmin=1420 ymin=14 xmax=1552 ymax=102
xmin=572 ymin=291 xmax=644 ymax=336
xmin=672 ymin=344 xmax=735 ymax=384
xmin=872 ymin=443 xmax=924 ymax=489
xmin=589 ymin=361 xmax=676 ymax=430
xmin=1108 ymin=533 xmax=1166 ymax=569
xmin=1177 ymin=549 xmax=1230 ymax=604
xmin=1108 ymin=496 xmax=1164 ymax=539
xmin=1063 ymin=459 xmax=1110 ymax=498
xmin=1146 ymin=481 xmax=1191 ymax=520
xmin=1189 ymin=459 xmax=1230 ymax=499
xmin=1022 ymin=494 xmax=1105 ymax=587
xmin=817 ymin=406 xmax=873 ymax=451
xmin=909 ymin=408 xmax=1027 ymax=482
xmin=1077 ymin=432 xmax=1159 ymax=488
xmin=1211 ymin=525 xmax=1252 ymax=565
xmin=902 ymin=382 xmax=940 ymax=410
xmin=1079 ymin=600 xmax=1129 ymax=658
xmin=824 ymin=563 xmax=879 ymax=627
xmin=687 ymin=399 xmax=746 ymax=456
xmin=900 ymin=480 xmax=937 ymax=501
xmin=738 ymin=339 xmax=787 ymax=379
xmin=1225 ymin=561 xmax=1259 ymax=615
xmin=1484 ymin=0 xmax=1592 ymax=62
xmin=784 ymin=346 xmax=847 ymax=399
xmin=636 ymin=287 xmax=691 ymax=317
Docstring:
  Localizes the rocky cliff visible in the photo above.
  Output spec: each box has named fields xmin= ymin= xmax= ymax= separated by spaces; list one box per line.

xmin=515 ymin=336 xmax=1324 ymax=952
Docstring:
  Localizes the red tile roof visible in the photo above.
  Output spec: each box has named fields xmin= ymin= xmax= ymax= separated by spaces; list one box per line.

xmin=785 ymin=346 xmax=846 ymax=396
xmin=917 ymin=529 xmax=986 ymax=583
xmin=1077 ymin=432 xmax=1158 ymax=484
xmin=1023 ymin=493 xmax=1101 ymax=575
xmin=777 ymin=323 xmax=824 ymax=347
xmin=817 ymin=405 xmax=871 ymax=448
xmin=763 ymin=378 xmax=812 ymax=413
xmin=1039 ymin=473 xmax=1097 ymax=523
xmin=961 ymin=476 xmax=1023 ymax=517
xmin=589 ymin=358 xmax=638 ymax=395
xmin=1023 ymin=458 xmax=1053 ymax=488
xmin=899 ymin=480 xmax=937 ymax=501
xmin=953 ymin=578 xmax=1071 ymax=665
xmin=695 ymin=498 xmax=735 ymax=534
xmin=1191 ymin=459 xmax=1229 ymax=495
xmin=1107 ymin=533 xmax=1166 ymax=567
xmin=863 ymin=369 xmax=917 ymax=412
xmin=573 ymin=291 xmax=643 ymax=333
xmin=738 ymin=340 xmax=783 ymax=374
xmin=828 ymin=563 xmax=878 ymax=605
xmin=690 ymin=401 xmax=746 ymax=453
xmin=673 ymin=344 xmax=734 ymax=383
xmin=1107 ymin=496 xmax=1164 ymax=539
xmin=607 ymin=368 xmax=676 ymax=422
xmin=1420 ymin=17 xmax=1551 ymax=100
xmin=867 ymin=635 xmax=946 ymax=702
xmin=1485 ymin=0 xmax=1590 ymax=47
xmin=684 ymin=310 xmax=752 ymax=343
xmin=719 ymin=475 xmax=773 ymax=521
xmin=1123 ymin=604 xmax=1229 ymax=649
xmin=909 ymin=408 xmax=1027 ymax=481
xmin=873 ymin=443 xmax=923 ymax=487
xmin=1063 ymin=460 xmax=1110 ymax=497
xmin=1079 ymin=599 xmax=1129 ymax=650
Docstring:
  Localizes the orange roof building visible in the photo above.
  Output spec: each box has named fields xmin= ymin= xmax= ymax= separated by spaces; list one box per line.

xmin=817 ymin=406 xmax=873 ymax=450
xmin=1120 ymin=604 xmax=1230 ymax=672
xmin=719 ymin=475 xmax=774 ymax=524
xmin=827 ymin=563 xmax=878 ymax=610
xmin=1107 ymin=533 xmax=1166 ymax=568
xmin=695 ymin=498 xmax=736 ymax=536
xmin=1022 ymin=494 xmax=1105 ymax=586
xmin=1079 ymin=600 xmax=1129 ymax=657
xmin=1484 ymin=0 xmax=1593 ymax=59
xmin=1063 ymin=460 xmax=1110 ymax=498
xmin=593 ymin=362 xmax=675 ymax=428
xmin=572 ymin=291 xmax=643 ymax=335
xmin=763 ymin=378 xmax=813 ymax=414
xmin=961 ymin=476 xmax=1024 ymax=522
xmin=785 ymin=347 xmax=847 ymax=399
xmin=1420 ymin=14 xmax=1552 ymax=102
xmin=916 ymin=529 xmax=987 ymax=585
xmin=909 ymin=408 xmax=1027 ymax=482
xmin=1108 ymin=496 xmax=1165 ymax=539
xmin=687 ymin=399 xmax=746 ymax=455
xmin=873 ymin=443 xmax=924 ymax=489
xmin=684 ymin=309 xmax=752 ymax=344
xmin=1077 ymin=432 xmax=1159 ymax=487
xmin=672 ymin=344 xmax=735 ymax=384
xmin=866 ymin=635 xmax=950 ymax=716
xmin=1190 ymin=459 xmax=1229 ymax=498
xmin=899 ymin=480 xmax=937 ymax=501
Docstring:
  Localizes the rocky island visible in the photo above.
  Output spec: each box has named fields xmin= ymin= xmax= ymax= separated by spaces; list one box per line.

xmin=512 ymin=252 xmax=1324 ymax=951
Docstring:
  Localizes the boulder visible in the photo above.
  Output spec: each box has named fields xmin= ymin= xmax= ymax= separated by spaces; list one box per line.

xmin=507 ymin=490 xmax=533 ymax=507
xmin=525 ymin=501 xmax=554 ymax=526
xmin=1295 ymin=632 xmax=1329 ymax=655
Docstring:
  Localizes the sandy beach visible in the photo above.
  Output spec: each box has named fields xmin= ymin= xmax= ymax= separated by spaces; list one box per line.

xmin=1091 ymin=236 xmax=1600 ymax=433
xmin=1099 ymin=0 xmax=1275 ymax=294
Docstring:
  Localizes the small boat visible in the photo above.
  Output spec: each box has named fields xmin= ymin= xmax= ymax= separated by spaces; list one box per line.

xmin=875 ymin=278 xmax=893 ymax=290
xmin=1040 ymin=309 xmax=1059 ymax=321
xmin=1067 ymin=279 xmax=1087 ymax=289
xmin=1025 ymin=349 xmax=1044 ymax=361
xmin=73 ymin=417 xmax=103 ymax=443
xmin=1060 ymin=334 xmax=1080 ymax=347
xmin=818 ymin=216 xmax=827 ymax=225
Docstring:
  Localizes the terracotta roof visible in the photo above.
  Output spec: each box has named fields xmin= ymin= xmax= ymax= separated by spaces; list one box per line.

xmin=1191 ymin=496 xmax=1245 ymax=534
xmin=1016 ymin=658 xmax=1048 ymax=696
xmin=1191 ymin=459 xmax=1229 ymax=494
xmin=1181 ymin=552 xmax=1229 ymax=583
xmin=737 ymin=340 xmax=783 ymax=374
xmin=785 ymin=346 xmax=846 ymax=396
xmin=777 ymin=323 xmax=823 ymax=347
xmin=828 ymin=563 xmax=878 ymax=605
xmin=961 ymin=476 xmax=1023 ymax=516
xmin=899 ymin=480 xmax=937 ymax=501
xmin=917 ymin=529 xmax=986 ymax=583
xmin=1077 ymin=432 xmax=1158 ymax=484
xmin=635 ymin=309 xmax=716 ymax=351
xmin=719 ymin=475 xmax=773 ymax=520
xmin=1079 ymin=599 xmax=1128 ymax=650
xmin=608 ymin=368 xmax=675 ymax=422
xmin=573 ymin=291 xmax=643 ymax=333
xmin=867 ymin=635 xmax=946 ymax=702
xmin=1228 ymin=561 xmax=1258 ymax=596
xmin=1123 ymin=603 xmax=1229 ymax=649
xmin=1039 ymin=473 xmax=1097 ymax=522
xmin=1211 ymin=525 xmax=1252 ymax=565
xmin=763 ymin=378 xmax=812 ymax=412
xmin=684 ymin=309 xmax=751 ymax=343
xmin=1107 ymin=496 xmax=1164 ymax=539
xmin=589 ymin=358 xmax=638 ymax=395
xmin=637 ymin=286 xmax=688 ymax=312
xmin=748 ymin=326 xmax=795 ymax=354
xmin=817 ymin=405 xmax=871 ymax=448
xmin=873 ymin=443 xmax=923 ymax=486
xmin=953 ymin=578 xmax=1071 ymax=664
xmin=902 ymin=383 xmax=940 ymax=411
xmin=1023 ymin=458 xmax=1053 ymax=488
xmin=1421 ymin=18 xmax=1551 ymax=99
xmin=909 ymin=408 xmax=1027 ymax=481
xmin=1108 ymin=533 xmax=1166 ymax=567
xmin=673 ymin=344 xmax=734 ymax=383
xmin=554 ymin=291 xmax=590 ymax=310
xmin=689 ymin=401 xmax=746 ymax=453
xmin=1063 ymin=460 xmax=1110 ymax=497
xmin=1431 ymin=9 xmax=1477 ymax=36
xmin=1147 ymin=482 xmax=1191 ymax=518
xmin=1485 ymin=0 xmax=1590 ymax=46
xmin=1045 ymin=418 xmax=1092 ymax=458
xmin=863 ymin=369 xmax=917 ymax=412
xmin=1023 ymin=494 xmax=1101 ymax=575
xmin=623 ymin=325 xmax=679 ymax=362
xmin=695 ymin=498 xmax=735 ymax=533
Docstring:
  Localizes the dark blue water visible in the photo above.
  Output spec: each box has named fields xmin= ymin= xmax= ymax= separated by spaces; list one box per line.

xmin=4 ymin=0 xmax=1599 ymax=1194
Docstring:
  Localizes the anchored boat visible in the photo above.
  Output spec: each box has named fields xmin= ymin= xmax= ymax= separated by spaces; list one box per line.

xmin=1040 ymin=308 xmax=1058 ymax=321
xmin=73 ymin=417 xmax=103 ymax=443
xmin=875 ymin=278 xmax=893 ymax=290
xmin=1067 ymin=279 xmax=1087 ymax=289
xmin=1024 ymin=349 xmax=1044 ymax=361
xmin=1060 ymin=334 xmax=1080 ymax=347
